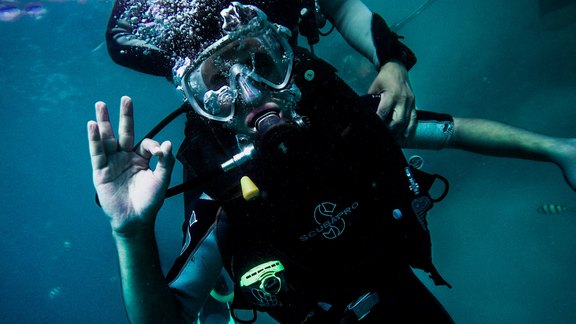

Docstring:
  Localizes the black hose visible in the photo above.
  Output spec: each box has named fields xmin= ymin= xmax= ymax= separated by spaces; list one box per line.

xmin=392 ymin=0 xmax=438 ymax=31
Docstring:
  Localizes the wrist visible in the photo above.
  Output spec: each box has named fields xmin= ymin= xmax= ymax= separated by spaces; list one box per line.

xmin=372 ymin=13 xmax=417 ymax=71
xmin=376 ymin=60 xmax=409 ymax=87
xmin=112 ymin=223 xmax=155 ymax=242
xmin=112 ymin=228 xmax=158 ymax=262
xmin=379 ymin=59 xmax=408 ymax=73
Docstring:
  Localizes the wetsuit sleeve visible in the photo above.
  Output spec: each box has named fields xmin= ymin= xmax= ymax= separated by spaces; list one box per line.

xmin=105 ymin=0 xmax=175 ymax=80
xmin=167 ymin=225 xmax=225 ymax=322
xmin=318 ymin=0 xmax=416 ymax=70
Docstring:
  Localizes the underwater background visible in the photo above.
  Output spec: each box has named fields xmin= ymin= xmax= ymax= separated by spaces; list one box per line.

xmin=0 ymin=0 xmax=575 ymax=323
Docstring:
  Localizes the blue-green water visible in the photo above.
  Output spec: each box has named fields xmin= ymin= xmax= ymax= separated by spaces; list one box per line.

xmin=0 ymin=0 xmax=575 ymax=323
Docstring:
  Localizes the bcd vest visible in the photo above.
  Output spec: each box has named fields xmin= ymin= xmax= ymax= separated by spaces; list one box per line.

xmin=201 ymin=49 xmax=451 ymax=322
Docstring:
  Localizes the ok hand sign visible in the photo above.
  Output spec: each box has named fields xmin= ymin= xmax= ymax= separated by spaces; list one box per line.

xmin=87 ymin=96 xmax=175 ymax=236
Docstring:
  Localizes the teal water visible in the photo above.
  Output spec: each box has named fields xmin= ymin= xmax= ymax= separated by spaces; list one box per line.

xmin=0 ymin=0 xmax=575 ymax=323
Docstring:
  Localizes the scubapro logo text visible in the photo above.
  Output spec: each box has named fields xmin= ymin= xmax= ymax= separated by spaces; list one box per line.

xmin=299 ymin=201 xmax=359 ymax=241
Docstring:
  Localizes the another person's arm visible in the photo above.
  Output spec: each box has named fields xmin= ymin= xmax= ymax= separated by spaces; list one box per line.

xmin=402 ymin=112 xmax=576 ymax=192
xmin=319 ymin=0 xmax=417 ymax=138
xmin=443 ymin=117 xmax=576 ymax=192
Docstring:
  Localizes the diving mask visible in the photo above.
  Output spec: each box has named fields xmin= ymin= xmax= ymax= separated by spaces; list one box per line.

xmin=174 ymin=2 xmax=302 ymax=138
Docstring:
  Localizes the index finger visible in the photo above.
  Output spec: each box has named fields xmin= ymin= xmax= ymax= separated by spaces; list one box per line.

xmin=376 ymin=92 xmax=393 ymax=123
xmin=403 ymin=100 xmax=418 ymax=138
xmin=87 ymin=120 xmax=107 ymax=170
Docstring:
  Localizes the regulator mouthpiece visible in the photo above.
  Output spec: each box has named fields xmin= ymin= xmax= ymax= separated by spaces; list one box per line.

xmin=256 ymin=112 xmax=286 ymax=135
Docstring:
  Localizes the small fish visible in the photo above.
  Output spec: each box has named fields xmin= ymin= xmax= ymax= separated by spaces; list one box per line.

xmin=0 ymin=3 xmax=23 ymax=22
xmin=49 ymin=286 xmax=63 ymax=299
xmin=23 ymin=2 xmax=47 ymax=20
xmin=537 ymin=203 xmax=568 ymax=215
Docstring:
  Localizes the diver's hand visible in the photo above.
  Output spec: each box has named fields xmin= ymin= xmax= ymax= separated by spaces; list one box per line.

xmin=87 ymin=96 xmax=175 ymax=236
xmin=368 ymin=60 xmax=417 ymax=139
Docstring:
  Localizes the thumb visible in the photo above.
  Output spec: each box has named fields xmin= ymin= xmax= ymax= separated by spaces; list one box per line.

xmin=153 ymin=140 xmax=175 ymax=188
xmin=367 ymin=79 xmax=383 ymax=94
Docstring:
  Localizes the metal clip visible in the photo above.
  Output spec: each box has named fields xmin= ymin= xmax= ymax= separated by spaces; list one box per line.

xmin=404 ymin=166 xmax=420 ymax=195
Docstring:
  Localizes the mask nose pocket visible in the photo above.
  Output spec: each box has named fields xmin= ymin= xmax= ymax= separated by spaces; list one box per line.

xmin=231 ymin=64 xmax=265 ymax=107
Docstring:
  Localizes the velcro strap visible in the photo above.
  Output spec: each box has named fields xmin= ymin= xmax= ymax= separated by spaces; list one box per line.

xmin=372 ymin=13 xmax=417 ymax=70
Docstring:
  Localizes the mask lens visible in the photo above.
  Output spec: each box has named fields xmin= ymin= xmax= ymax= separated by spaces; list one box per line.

xmin=203 ymin=87 xmax=233 ymax=118
xmin=181 ymin=30 xmax=293 ymax=122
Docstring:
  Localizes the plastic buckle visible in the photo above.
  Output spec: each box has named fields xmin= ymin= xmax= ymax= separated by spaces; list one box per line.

xmin=346 ymin=292 xmax=380 ymax=321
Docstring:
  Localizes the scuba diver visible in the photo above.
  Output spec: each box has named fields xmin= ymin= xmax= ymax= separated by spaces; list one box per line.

xmin=94 ymin=0 xmax=576 ymax=322
xmin=93 ymin=2 xmax=456 ymax=322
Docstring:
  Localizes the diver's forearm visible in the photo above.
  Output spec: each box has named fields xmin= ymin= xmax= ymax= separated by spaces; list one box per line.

xmin=448 ymin=117 xmax=553 ymax=161
xmin=321 ymin=0 xmax=416 ymax=70
xmin=113 ymin=230 xmax=184 ymax=324
xmin=320 ymin=0 xmax=378 ymax=66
